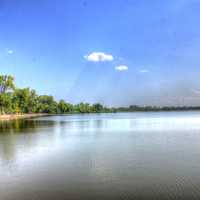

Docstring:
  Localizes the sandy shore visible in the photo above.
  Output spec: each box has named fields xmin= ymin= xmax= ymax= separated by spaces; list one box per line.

xmin=0 ymin=113 xmax=50 ymax=121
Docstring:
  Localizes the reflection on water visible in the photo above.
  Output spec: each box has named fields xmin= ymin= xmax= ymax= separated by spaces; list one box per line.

xmin=1 ymin=112 xmax=200 ymax=199
xmin=0 ymin=120 xmax=58 ymax=163
xmin=0 ymin=119 xmax=57 ymax=134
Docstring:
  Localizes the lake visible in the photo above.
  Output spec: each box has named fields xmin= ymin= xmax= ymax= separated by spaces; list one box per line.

xmin=1 ymin=112 xmax=200 ymax=200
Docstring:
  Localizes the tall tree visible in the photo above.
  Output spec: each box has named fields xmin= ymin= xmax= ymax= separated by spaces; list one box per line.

xmin=0 ymin=93 xmax=12 ymax=114
xmin=0 ymin=75 xmax=15 ymax=94
xmin=12 ymin=88 xmax=38 ymax=113
xmin=93 ymin=103 xmax=103 ymax=112
xmin=37 ymin=95 xmax=58 ymax=113
xmin=58 ymin=100 xmax=73 ymax=113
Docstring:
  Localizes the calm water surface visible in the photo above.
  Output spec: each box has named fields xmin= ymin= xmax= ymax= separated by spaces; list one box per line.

xmin=1 ymin=112 xmax=200 ymax=200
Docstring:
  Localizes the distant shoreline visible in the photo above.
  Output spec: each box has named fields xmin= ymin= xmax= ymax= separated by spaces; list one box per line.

xmin=1 ymin=109 xmax=200 ymax=121
xmin=0 ymin=113 xmax=50 ymax=121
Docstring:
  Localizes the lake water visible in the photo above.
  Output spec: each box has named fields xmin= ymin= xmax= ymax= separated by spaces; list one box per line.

xmin=1 ymin=112 xmax=200 ymax=200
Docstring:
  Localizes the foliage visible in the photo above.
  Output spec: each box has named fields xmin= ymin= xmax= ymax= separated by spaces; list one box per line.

xmin=0 ymin=93 xmax=12 ymax=114
xmin=0 ymin=75 xmax=15 ymax=94
xmin=0 ymin=74 xmax=111 ymax=114
xmin=58 ymin=100 xmax=73 ymax=113
xmin=37 ymin=95 xmax=58 ymax=114
xmin=12 ymin=88 xmax=38 ymax=113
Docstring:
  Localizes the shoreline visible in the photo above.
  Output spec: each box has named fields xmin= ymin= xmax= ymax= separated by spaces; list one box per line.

xmin=0 ymin=113 xmax=50 ymax=121
xmin=1 ymin=109 xmax=200 ymax=121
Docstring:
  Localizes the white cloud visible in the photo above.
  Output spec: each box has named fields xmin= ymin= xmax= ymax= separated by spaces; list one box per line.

xmin=7 ymin=50 xmax=13 ymax=54
xmin=115 ymin=65 xmax=128 ymax=71
xmin=192 ymin=89 xmax=200 ymax=95
xmin=139 ymin=69 xmax=149 ymax=73
xmin=84 ymin=52 xmax=114 ymax=62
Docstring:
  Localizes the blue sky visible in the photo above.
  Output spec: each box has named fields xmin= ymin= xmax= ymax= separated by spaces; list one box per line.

xmin=1 ymin=0 xmax=200 ymax=106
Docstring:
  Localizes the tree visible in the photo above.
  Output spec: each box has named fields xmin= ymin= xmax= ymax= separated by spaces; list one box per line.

xmin=12 ymin=88 xmax=38 ymax=113
xmin=0 ymin=93 xmax=12 ymax=114
xmin=76 ymin=103 xmax=92 ymax=113
xmin=93 ymin=103 xmax=103 ymax=112
xmin=37 ymin=95 xmax=58 ymax=113
xmin=0 ymin=75 xmax=15 ymax=114
xmin=0 ymin=75 xmax=15 ymax=94
xmin=58 ymin=100 xmax=73 ymax=113
xmin=0 ymin=74 xmax=115 ymax=115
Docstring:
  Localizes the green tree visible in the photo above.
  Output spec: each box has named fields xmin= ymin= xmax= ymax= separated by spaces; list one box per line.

xmin=0 ymin=74 xmax=115 ymax=115
xmin=58 ymin=100 xmax=73 ymax=113
xmin=93 ymin=103 xmax=103 ymax=112
xmin=76 ymin=103 xmax=92 ymax=113
xmin=12 ymin=88 xmax=38 ymax=113
xmin=0 ymin=75 xmax=15 ymax=94
xmin=37 ymin=95 xmax=58 ymax=113
xmin=0 ymin=93 xmax=12 ymax=114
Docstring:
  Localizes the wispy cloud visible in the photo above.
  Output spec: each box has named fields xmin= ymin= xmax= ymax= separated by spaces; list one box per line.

xmin=139 ymin=69 xmax=149 ymax=73
xmin=7 ymin=50 xmax=13 ymax=54
xmin=192 ymin=89 xmax=200 ymax=95
xmin=84 ymin=52 xmax=114 ymax=62
xmin=115 ymin=65 xmax=128 ymax=71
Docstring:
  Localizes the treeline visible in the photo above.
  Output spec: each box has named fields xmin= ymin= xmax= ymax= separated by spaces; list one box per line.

xmin=0 ymin=75 xmax=113 ymax=114
xmin=115 ymin=105 xmax=200 ymax=112
xmin=1 ymin=75 xmax=200 ymax=115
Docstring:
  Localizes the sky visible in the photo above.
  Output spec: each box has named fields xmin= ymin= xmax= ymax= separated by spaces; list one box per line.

xmin=1 ymin=0 xmax=200 ymax=106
